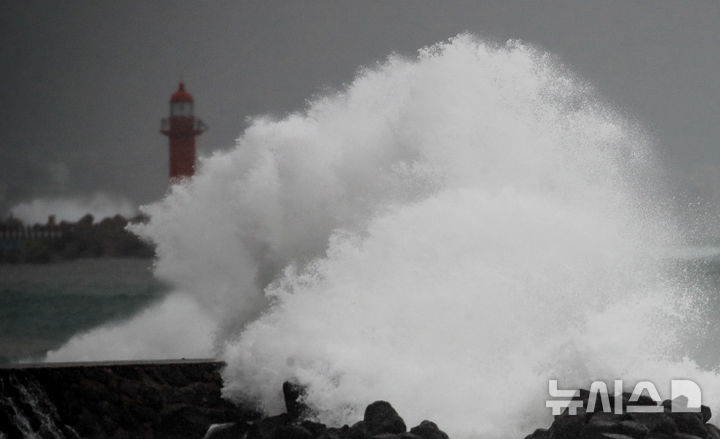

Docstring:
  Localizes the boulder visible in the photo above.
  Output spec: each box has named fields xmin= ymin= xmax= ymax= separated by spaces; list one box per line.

xmin=363 ymin=401 xmax=406 ymax=435
xmin=283 ymin=381 xmax=311 ymax=421
xmin=548 ymin=408 xmax=586 ymax=439
xmin=409 ymin=420 xmax=449 ymax=439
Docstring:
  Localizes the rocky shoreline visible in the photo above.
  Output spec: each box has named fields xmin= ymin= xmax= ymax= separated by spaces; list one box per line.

xmin=2 ymin=360 xmax=720 ymax=438
xmin=203 ymin=381 xmax=450 ymax=439
xmin=0 ymin=214 xmax=154 ymax=264
xmin=524 ymin=388 xmax=720 ymax=439
xmin=209 ymin=382 xmax=720 ymax=439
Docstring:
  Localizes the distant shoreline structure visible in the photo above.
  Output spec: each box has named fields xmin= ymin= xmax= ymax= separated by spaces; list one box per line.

xmin=0 ymin=214 xmax=154 ymax=264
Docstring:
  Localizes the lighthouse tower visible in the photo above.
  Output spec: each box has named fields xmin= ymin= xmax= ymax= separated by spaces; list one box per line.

xmin=161 ymin=82 xmax=206 ymax=182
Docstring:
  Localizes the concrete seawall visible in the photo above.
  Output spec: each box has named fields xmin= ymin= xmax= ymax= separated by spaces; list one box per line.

xmin=0 ymin=359 xmax=258 ymax=438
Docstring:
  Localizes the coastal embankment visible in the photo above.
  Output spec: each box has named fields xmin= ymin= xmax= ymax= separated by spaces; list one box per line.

xmin=0 ymin=359 xmax=255 ymax=438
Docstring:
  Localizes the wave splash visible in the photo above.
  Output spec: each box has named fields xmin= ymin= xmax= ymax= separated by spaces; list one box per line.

xmin=56 ymin=34 xmax=720 ymax=438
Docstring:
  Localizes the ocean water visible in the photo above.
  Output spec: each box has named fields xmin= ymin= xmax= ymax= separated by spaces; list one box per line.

xmin=41 ymin=34 xmax=720 ymax=438
xmin=0 ymin=258 xmax=167 ymax=363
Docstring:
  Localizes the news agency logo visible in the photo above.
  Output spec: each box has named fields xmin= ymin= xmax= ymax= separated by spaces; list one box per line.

xmin=546 ymin=379 xmax=701 ymax=415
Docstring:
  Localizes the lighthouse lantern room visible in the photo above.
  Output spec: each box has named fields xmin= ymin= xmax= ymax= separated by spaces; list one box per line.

xmin=161 ymin=82 xmax=206 ymax=181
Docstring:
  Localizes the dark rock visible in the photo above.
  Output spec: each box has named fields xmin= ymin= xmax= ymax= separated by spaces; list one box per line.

xmin=272 ymin=424 xmax=314 ymax=439
xmin=409 ymin=420 xmax=449 ymax=439
xmin=348 ymin=429 xmax=372 ymax=439
xmin=524 ymin=428 xmax=550 ymax=439
xmin=349 ymin=420 xmax=372 ymax=439
xmin=283 ymin=381 xmax=310 ymax=421
xmin=669 ymin=412 xmax=707 ymax=438
xmin=587 ymin=412 xmax=631 ymax=422
xmin=585 ymin=411 xmax=628 ymax=431
xmin=618 ymin=420 xmax=650 ymax=438
xmin=301 ymin=420 xmax=328 ymax=437
xmin=364 ymin=401 xmax=406 ymax=435
xmin=703 ymin=407 xmax=712 ymax=423
xmin=581 ymin=413 xmax=649 ymax=439
xmin=629 ymin=412 xmax=678 ymax=435
xmin=247 ymin=413 xmax=290 ymax=439
xmin=203 ymin=422 xmax=248 ymax=439
xmin=536 ymin=389 xmax=720 ymax=439
xmin=706 ymin=424 xmax=720 ymax=439
xmin=593 ymin=435 xmax=634 ymax=439
xmin=318 ymin=426 xmax=351 ymax=439
xmin=548 ymin=408 xmax=586 ymax=439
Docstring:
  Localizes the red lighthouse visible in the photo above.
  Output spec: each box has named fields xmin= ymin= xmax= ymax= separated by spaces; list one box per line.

xmin=161 ymin=82 xmax=206 ymax=181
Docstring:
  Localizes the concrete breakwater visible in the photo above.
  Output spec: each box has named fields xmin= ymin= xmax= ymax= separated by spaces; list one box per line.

xmin=0 ymin=359 xmax=257 ymax=438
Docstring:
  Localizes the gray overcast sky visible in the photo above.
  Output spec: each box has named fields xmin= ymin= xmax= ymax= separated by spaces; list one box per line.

xmin=1 ymin=1 xmax=719 ymax=217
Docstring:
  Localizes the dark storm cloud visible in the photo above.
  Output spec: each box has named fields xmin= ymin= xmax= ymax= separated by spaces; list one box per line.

xmin=1 ymin=1 xmax=719 ymax=219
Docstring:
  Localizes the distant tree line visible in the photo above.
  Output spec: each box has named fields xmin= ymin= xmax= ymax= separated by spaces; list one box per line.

xmin=0 ymin=214 xmax=155 ymax=263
